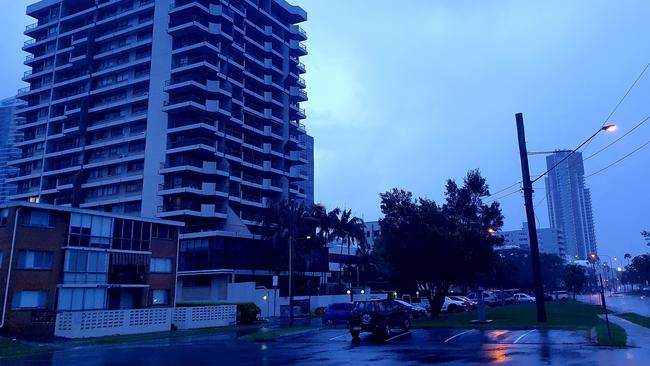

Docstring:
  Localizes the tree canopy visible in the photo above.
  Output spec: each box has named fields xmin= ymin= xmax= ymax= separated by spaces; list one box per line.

xmin=375 ymin=169 xmax=504 ymax=317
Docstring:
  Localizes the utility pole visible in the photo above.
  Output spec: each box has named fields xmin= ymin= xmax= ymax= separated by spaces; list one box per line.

xmin=515 ymin=113 xmax=547 ymax=323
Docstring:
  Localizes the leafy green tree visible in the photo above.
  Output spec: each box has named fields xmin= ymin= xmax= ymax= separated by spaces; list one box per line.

xmin=376 ymin=170 xmax=504 ymax=317
xmin=563 ymin=264 xmax=587 ymax=300
xmin=626 ymin=254 xmax=650 ymax=286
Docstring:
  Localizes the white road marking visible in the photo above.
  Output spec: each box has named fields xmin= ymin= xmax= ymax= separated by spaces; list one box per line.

xmin=329 ymin=333 xmax=349 ymax=341
xmin=443 ymin=329 xmax=475 ymax=343
xmin=386 ymin=331 xmax=412 ymax=342
xmin=513 ymin=329 xmax=536 ymax=344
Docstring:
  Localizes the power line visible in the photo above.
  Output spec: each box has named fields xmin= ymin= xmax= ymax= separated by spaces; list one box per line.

xmin=488 ymin=181 xmax=521 ymax=197
xmin=484 ymin=188 xmax=522 ymax=204
xmin=586 ymin=140 xmax=650 ymax=178
xmin=582 ymin=61 xmax=650 ymax=153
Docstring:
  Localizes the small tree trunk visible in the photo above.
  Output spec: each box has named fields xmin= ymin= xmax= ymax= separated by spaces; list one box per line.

xmin=428 ymin=284 xmax=448 ymax=318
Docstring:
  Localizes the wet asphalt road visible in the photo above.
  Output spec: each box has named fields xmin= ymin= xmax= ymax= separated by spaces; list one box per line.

xmin=580 ymin=293 xmax=650 ymax=317
xmin=8 ymin=326 xmax=650 ymax=366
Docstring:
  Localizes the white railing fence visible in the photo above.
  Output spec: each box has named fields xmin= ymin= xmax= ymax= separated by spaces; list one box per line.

xmin=55 ymin=308 xmax=172 ymax=338
xmin=174 ymin=305 xmax=237 ymax=330
xmin=55 ymin=305 xmax=236 ymax=338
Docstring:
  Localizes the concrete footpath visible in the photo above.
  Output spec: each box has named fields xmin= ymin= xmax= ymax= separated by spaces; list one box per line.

xmin=599 ymin=314 xmax=650 ymax=348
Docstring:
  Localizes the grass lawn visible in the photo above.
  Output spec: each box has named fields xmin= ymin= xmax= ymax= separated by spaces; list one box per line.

xmin=0 ymin=337 xmax=56 ymax=358
xmin=238 ymin=326 xmax=313 ymax=342
xmin=412 ymin=301 xmax=626 ymax=346
xmin=617 ymin=313 xmax=650 ymax=329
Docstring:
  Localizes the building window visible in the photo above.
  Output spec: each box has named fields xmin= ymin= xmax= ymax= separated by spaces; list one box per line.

xmin=150 ymin=258 xmax=173 ymax=273
xmin=151 ymin=289 xmax=169 ymax=305
xmin=17 ymin=250 xmax=52 ymax=270
xmin=63 ymin=250 xmax=109 ymax=284
xmin=57 ymin=288 xmax=106 ymax=311
xmin=152 ymin=224 xmax=176 ymax=240
xmin=112 ymin=219 xmax=150 ymax=251
xmin=21 ymin=210 xmax=52 ymax=227
xmin=69 ymin=213 xmax=113 ymax=248
xmin=12 ymin=290 xmax=48 ymax=309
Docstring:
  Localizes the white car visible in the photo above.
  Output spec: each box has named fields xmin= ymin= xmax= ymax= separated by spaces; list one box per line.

xmin=442 ymin=296 xmax=467 ymax=313
xmin=513 ymin=293 xmax=536 ymax=303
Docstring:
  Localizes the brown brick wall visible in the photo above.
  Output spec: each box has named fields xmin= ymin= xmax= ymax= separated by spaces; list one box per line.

xmin=0 ymin=207 xmax=67 ymax=336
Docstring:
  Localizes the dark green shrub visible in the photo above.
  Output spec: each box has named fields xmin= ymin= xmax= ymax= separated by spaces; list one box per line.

xmin=237 ymin=303 xmax=261 ymax=324
xmin=313 ymin=307 xmax=326 ymax=316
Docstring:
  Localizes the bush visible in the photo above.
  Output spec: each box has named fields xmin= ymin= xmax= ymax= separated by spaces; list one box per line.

xmin=238 ymin=303 xmax=261 ymax=324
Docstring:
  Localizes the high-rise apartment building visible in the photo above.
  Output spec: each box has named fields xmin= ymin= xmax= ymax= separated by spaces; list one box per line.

xmin=11 ymin=0 xmax=310 ymax=293
xmin=0 ymin=97 xmax=24 ymax=203
xmin=12 ymin=0 xmax=308 ymax=229
xmin=545 ymin=151 xmax=597 ymax=259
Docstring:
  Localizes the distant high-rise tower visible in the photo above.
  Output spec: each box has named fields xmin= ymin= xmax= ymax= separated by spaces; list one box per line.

xmin=545 ymin=151 xmax=596 ymax=259
xmin=0 ymin=97 xmax=23 ymax=203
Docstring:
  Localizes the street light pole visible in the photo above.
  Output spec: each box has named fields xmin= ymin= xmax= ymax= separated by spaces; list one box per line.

xmin=515 ymin=113 xmax=547 ymax=323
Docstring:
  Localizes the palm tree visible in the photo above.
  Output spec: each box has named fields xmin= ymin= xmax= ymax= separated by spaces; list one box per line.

xmin=258 ymin=199 xmax=314 ymax=326
xmin=332 ymin=209 xmax=366 ymax=287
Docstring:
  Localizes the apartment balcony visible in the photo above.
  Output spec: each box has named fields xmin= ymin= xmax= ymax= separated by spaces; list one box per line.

xmin=158 ymin=202 xmax=228 ymax=219
xmin=88 ymin=94 xmax=149 ymax=114
xmin=80 ymin=194 xmax=143 ymax=208
xmin=170 ymin=1 xmax=233 ymax=19
xmin=163 ymin=96 xmax=230 ymax=117
xmin=171 ymin=55 xmax=221 ymax=76
xmin=289 ymin=24 xmax=307 ymax=41
xmin=167 ymin=119 xmax=219 ymax=135
xmin=82 ymin=173 xmax=143 ymax=189
xmin=94 ymin=38 xmax=153 ymax=60
xmin=25 ymin=17 xmax=58 ymax=35
xmin=160 ymin=158 xmax=229 ymax=177
xmin=167 ymin=136 xmax=219 ymax=155
xmin=295 ymin=89 xmax=308 ymax=102
xmin=168 ymin=17 xmax=233 ymax=41
xmin=290 ymin=104 xmax=307 ymax=119
xmin=96 ymin=0 xmax=155 ymax=26
xmin=164 ymin=77 xmax=232 ymax=98
xmin=158 ymin=181 xmax=228 ymax=198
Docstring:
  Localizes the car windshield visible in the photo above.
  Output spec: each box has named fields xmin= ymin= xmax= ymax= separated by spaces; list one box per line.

xmin=395 ymin=300 xmax=411 ymax=307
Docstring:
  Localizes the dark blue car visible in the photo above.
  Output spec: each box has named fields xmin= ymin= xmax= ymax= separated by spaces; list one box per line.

xmin=322 ymin=302 xmax=354 ymax=325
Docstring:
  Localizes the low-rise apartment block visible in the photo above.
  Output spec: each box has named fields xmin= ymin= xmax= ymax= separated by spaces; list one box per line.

xmin=0 ymin=201 xmax=182 ymax=336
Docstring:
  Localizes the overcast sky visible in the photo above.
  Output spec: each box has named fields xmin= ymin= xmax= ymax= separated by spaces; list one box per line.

xmin=1 ymin=1 xmax=649 ymax=261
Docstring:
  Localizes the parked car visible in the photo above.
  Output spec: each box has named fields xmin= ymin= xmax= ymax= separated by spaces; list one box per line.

xmin=494 ymin=290 xmax=516 ymax=305
xmin=322 ymin=302 xmax=354 ymax=325
xmin=544 ymin=293 xmax=555 ymax=301
xmin=442 ymin=296 xmax=467 ymax=312
xmin=349 ymin=300 xmax=411 ymax=341
xmin=395 ymin=299 xmax=428 ymax=318
xmin=513 ymin=293 xmax=536 ymax=303
xmin=554 ymin=291 xmax=571 ymax=300
xmin=449 ymin=296 xmax=477 ymax=310
xmin=467 ymin=292 xmax=499 ymax=306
